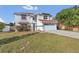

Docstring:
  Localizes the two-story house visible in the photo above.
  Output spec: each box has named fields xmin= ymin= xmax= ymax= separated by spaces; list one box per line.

xmin=14 ymin=12 xmax=57 ymax=32
xmin=14 ymin=12 xmax=36 ymax=31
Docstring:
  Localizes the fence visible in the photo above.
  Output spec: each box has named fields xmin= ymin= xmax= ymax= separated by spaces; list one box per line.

xmin=58 ymin=23 xmax=79 ymax=31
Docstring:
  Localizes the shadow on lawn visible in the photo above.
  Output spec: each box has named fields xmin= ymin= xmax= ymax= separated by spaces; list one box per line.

xmin=0 ymin=32 xmax=38 ymax=46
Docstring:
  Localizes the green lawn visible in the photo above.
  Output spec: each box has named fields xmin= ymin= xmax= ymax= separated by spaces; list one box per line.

xmin=0 ymin=32 xmax=79 ymax=53
xmin=0 ymin=32 xmax=32 ymax=39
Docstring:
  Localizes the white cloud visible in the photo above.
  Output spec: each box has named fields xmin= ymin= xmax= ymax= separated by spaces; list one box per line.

xmin=23 ymin=5 xmax=33 ymax=10
xmin=0 ymin=18 xmax=4 ymax=23
xmin=23 ymin=5 xmax=38 ymax=10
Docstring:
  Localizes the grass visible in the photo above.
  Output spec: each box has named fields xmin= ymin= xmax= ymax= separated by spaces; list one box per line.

xmin=0 ymin=32 xmax=79 ymax=52
xmin=0 ymin=32 xmax=33 ymax=39
xmin=0 ymin=32 xmax=38 ymax=45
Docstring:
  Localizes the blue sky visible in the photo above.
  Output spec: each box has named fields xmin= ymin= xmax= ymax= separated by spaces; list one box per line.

xmin=0 ymin=5 xmax=74 ymax=23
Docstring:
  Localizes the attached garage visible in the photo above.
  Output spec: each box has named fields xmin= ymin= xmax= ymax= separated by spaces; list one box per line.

xmin=36 ymin=20 xmax=57 ymax=31
xmin=44 ymin=24 xmax=57 ymax=31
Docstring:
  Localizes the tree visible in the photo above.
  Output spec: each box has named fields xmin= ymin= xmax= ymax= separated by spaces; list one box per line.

xmin=0 ymin=22 xmax=5 ymax=31
xmin=56 ymin=6 xmax=79 ymax=26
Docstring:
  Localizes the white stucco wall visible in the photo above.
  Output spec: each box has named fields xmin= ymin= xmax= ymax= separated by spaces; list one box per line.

xmin=14 ymin=15 xmax=35 ymax=25
xmin=36 ymin=20 xmax=44 ymax=31
xmin=36 ymin=15 xmax=44 ymax=31
xmin=26 ymin=16 xmax=36 ymax=23
xmin=14 ymin=15 xmax=21 ymax=26
xmin=14 ymin=15 xmax=29 ymax=26
xmin=48 ymin=16 xmax=53 ymax=20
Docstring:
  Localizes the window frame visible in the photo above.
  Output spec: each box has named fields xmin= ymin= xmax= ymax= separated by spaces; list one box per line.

xmin=21 ymin=14 xmax=26 ymax=20
xmin=44 ymin=15 xmax=48 ymax=19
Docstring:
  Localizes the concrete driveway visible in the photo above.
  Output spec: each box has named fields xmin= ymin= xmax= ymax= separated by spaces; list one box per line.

xmin=47 ymin=30 xmax=79 ymax=39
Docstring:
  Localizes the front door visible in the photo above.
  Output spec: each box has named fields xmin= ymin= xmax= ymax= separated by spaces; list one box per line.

xmin=33 ymin=23 xmax=36 ymax=31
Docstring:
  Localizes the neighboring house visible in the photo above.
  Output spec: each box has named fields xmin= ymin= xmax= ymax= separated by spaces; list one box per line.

xmin=0 ymin=21 xmax=10 ymax=32
xmin=2 ymin=24 xmax=10 ymax=32
xmin=14 ymin=12 xmax=57 ymax=32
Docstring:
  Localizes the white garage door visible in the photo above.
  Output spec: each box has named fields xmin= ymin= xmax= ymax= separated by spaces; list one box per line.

xmin=44 ymin=25 xmax=57 ymax=31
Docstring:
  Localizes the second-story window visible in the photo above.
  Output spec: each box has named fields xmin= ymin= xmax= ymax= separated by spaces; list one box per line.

xmin=21 ymin=15 xmax=26 ymax=20
xmin=44 ymin=15 xmax=48 ymax=19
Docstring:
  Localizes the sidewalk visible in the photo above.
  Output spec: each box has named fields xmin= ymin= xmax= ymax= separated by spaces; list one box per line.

xmin=48 ymin=30 xmax=79 ymax=39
